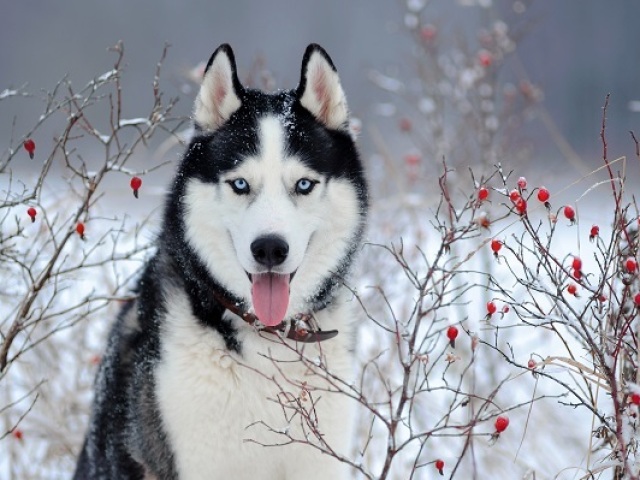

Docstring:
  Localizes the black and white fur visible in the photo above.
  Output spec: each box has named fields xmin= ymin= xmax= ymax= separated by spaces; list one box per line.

xmin=74 ymin=44 xmax=367 ymax=479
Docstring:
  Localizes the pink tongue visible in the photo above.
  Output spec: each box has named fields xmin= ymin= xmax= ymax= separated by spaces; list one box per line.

xmin=251 ymin=273 xmax=291 ymax=327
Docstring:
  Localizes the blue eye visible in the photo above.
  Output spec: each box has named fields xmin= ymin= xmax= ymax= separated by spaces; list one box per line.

xmin=295 ymin=178 xmax=316 ymax=195
xmin=228 ymin=178 xmax=250 ymax=195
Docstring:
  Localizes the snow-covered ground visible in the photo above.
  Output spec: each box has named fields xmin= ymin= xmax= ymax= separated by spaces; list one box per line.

xmin=2 ymin=147 xmax=638 ymax=479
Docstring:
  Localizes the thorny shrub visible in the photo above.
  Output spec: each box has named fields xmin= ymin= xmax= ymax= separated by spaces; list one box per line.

xmin=0 ymin=43 xmax=184 ymax=477
xmin=480 ymin=99 xmax=640 ymax=479
xmin=252 ymin=115 xmax=640 ymax=479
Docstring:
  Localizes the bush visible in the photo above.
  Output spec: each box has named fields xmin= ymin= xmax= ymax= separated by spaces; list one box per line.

xmin=0 ymin=42 xmax=184 ymax=478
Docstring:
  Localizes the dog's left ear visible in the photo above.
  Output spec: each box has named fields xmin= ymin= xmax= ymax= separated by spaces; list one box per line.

xmin=194 ymin=44 xmax=244 ymax=131
xmin=296 ymin=44 xmax=349 ymax=131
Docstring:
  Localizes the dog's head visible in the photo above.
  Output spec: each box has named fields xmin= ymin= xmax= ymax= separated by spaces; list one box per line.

xmin=172 ymin=44 xmax=366 ymax=327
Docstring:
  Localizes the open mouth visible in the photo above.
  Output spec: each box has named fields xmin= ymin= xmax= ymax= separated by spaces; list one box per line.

xmin=248 ymin=271 xmax=295 ymax=327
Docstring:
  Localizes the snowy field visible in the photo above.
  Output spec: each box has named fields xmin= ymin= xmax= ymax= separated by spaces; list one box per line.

xmin=2 ymin=145 xmax=638 ymax=478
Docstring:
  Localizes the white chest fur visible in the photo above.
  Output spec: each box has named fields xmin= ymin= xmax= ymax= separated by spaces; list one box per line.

xmin=154 ymin=291 xmax=356 ymax=480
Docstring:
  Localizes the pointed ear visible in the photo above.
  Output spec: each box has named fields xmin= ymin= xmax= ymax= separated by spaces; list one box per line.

xmin=193 ymin=44 xmax=243 ymax=131
xmin=296 ymin=44 xmax=349 ymax=130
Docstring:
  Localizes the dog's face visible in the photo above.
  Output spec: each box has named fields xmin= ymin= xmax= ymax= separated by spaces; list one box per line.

xmin=177 ymin=45 xmax=366 ymax=327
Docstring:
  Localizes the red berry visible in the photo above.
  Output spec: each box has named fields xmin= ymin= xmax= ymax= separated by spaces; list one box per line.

xmin=625 ymin=257 xmax=637 ymax=274
xmin=420 ymin=25 xmax=437 ymax=43
xmin=509 ymin=189 xmax=520 ymax=202
xmin=12 ymin=429 xmax=23 ymax=441
xmin=477 ymin=213 xmax=491 ymax=229
xmin=486 ymin=301 xmax=497 ymax=316
xmin=634 ymin=293 xmax=640 ymax=307
xmin=527 ymin=359 xmax=536 ymax=369
xmin=563 ymin=205 xmax=576 ymax=222
xmin=446 ymin=326 xmax=458 ymax=339
xmin=572 ymin=257 xmax=582 ymax=271
xmin=515 ymin=198 xmax=527 ymax=215
xmin=537 ymin=187 xmax=550 ymax=203
xmin=567 ymin=283 xmax=578 ymax=296
xmin=446 ymin=326 xmax=459 ymax=348
xmin=23 ymin=139 xmax=35 ymax=159
xmin=76 ymin=222 xmax=85 ymax=239
xmin=502 ymin=305 xmax=510 ymax=314
xmin=398 ymin=117 xmax=412 ymax=132
xmin=404 ymin=154 xmax=421 ymax=167
xmin=27 ymin=207 xmax=37 ymax=223
xmin=598 ymin=294 xmax=607 ymax=303
xmin=590 ymin=225 xmax=599 ymax=240
xmin=572 ymin=269 xmax=582 ymax=280
xmin=491 ymin=239 xmax=502 ymax=253
xmin=631 ymin=393 xmax=640 ymax=406
xmin=478 ymin=50 xmax=493 ymax=67
xmin=435 ymin=459 xmax=445 ymax=475
xmin=130 ymin=176 xmax=143 ymax=198
xmin=494 ymin=415 xmax=509 ymax=433
xmin=517 ymin=176 xmax=527 ymax=190
xmin=478 ymin=186 xmax=489 ymax=202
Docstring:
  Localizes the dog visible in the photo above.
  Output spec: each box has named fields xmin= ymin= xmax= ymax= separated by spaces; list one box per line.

xmin=74 ymin=43 xmax=368 ymax=479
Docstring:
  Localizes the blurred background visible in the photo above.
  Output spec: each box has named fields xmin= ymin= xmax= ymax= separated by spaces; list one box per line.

xmin=1 ymin=0 xmax=639 ymax=174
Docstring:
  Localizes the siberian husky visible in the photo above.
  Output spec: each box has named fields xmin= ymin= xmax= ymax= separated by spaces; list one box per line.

xmin=74 ymin=43 xmax=368 ymax=479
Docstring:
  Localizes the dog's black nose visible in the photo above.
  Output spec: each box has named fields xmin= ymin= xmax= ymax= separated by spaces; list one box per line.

xmin=251 ymin=235 xmax=289 ymax=267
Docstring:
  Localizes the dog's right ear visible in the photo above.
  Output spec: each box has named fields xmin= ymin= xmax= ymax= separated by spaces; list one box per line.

xmin=193 ymin=44 xmax=243 ymax=131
